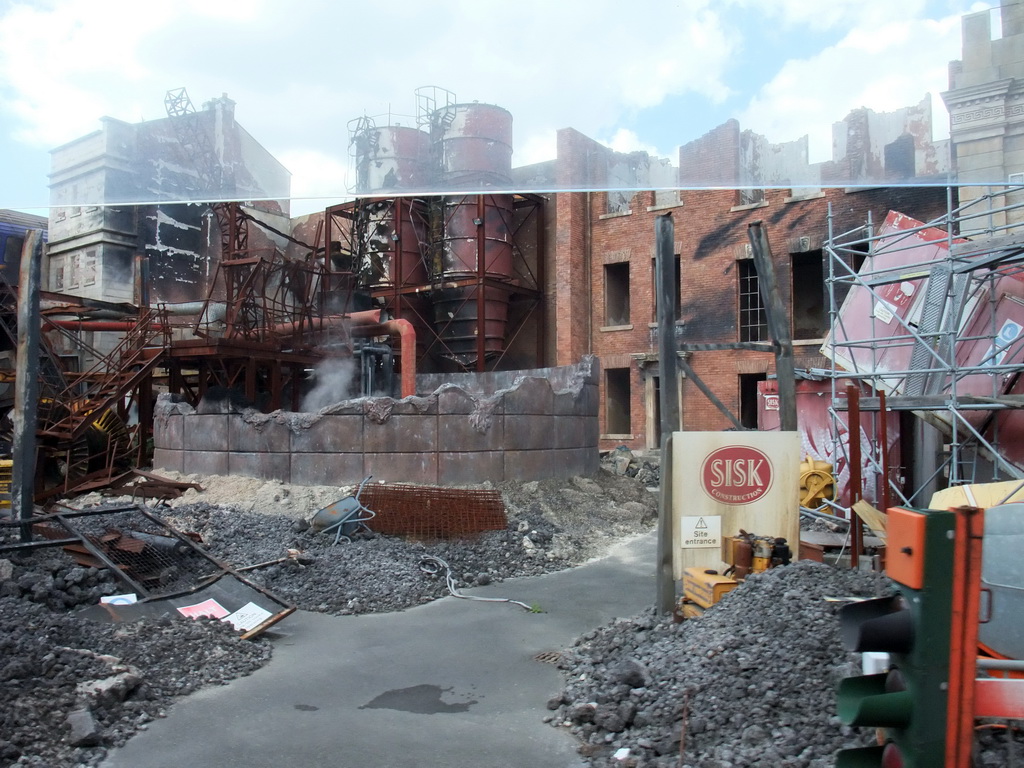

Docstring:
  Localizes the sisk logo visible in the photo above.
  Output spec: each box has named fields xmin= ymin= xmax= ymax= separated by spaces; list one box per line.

xmin=700 ymin=445 xmax=774 ymax=504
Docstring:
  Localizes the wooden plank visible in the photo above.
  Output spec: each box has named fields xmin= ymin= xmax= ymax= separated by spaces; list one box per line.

xmin=928 ymin=480 xmax=1024 ymax=509
xmin=853 ymin=499 xmax=889 ymax=541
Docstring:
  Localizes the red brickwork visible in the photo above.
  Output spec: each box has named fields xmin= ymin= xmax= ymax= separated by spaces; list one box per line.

xmin=550 ymin=127 xmax=949 ymax=450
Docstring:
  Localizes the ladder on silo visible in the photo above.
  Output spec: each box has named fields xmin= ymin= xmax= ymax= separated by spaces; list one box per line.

xmin=415 ymin=86 xmax=456 ymax=133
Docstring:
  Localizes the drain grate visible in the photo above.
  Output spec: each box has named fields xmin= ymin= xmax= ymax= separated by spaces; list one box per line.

xmin=534 ymin=650 xmax=564 ymax=665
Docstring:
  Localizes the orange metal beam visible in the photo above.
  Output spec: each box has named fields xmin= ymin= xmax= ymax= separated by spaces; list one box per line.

xmin=945 ymin=506 xmax=984 ymax=768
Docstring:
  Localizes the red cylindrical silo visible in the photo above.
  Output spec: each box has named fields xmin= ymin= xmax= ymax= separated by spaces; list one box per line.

xmin=353 ymin=124 xmax=431 ymax=193
xmin=431 ymin=103 xmax=515 ymax=365
xmin=438 ymin=103 xmax=513 ymax=188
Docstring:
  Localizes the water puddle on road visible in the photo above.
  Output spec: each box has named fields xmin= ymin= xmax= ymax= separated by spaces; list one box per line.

xmin=359 ymin=684 xmax=477 ymax=714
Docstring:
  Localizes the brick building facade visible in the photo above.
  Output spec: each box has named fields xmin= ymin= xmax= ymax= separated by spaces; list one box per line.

xmin=549 ymin=127 xmax=950 ymax=452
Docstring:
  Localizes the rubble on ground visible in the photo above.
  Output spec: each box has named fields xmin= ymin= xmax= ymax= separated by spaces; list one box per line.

xmin=0 ymin=467 xmax=657 ymax=768
xmin=547 ymin=562 xmax=889 ymax=767
xmin=547 ymin=562 xmax=1024 ymax=768
xmin=604 ymin=446 xmax=661 ymax=488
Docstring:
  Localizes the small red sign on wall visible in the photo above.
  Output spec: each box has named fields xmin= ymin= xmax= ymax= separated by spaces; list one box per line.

xmin=700 ymin=445 xmax=774 ymax=505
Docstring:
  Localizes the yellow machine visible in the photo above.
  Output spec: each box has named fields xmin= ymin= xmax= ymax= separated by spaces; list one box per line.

xmin=799 ymin=455 xmax=835 ymax=511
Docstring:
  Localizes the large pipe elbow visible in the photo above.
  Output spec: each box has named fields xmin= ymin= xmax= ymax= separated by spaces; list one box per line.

xmin=355 ymin=318 xmax=416 ymax=398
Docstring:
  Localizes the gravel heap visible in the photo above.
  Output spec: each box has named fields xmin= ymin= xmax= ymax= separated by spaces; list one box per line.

xmin=546 ymin=562 xmax=893 ymax=768
xmin=0 ymin=466 xmax=657 ymax=768
xmin=0 ymin=547 xmax=270 ymax=768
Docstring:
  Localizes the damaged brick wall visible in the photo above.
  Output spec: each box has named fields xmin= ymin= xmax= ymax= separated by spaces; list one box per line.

xmin=552 ymin=177 xmax=949 ymax=451
xmin=152 ymin=357 xmax=600 ymax=486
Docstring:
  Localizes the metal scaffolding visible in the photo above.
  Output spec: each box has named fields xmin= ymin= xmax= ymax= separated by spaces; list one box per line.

xmin=823 ymin=186 xmax=1024 ymax=511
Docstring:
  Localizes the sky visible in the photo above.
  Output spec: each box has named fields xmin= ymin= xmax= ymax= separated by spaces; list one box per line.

xmin=0 ymin=0 xmax=996 ymax=216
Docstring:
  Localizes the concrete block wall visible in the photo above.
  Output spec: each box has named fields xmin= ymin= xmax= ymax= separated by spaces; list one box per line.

xmin=153 ymin=357 xmax=600 ymax=487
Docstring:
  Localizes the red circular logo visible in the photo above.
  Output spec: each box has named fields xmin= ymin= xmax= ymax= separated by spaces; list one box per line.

xmin=700 ymin=445 xmax=774 ymax=505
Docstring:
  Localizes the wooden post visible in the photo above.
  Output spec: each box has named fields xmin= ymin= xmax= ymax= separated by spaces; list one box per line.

xmin=655 ymin=214 xmax=679 ymax=614
xmin=747 ymin=222 xmax=797 ymax=432
xmin=12 ymin=231 xmax=43 ymax=541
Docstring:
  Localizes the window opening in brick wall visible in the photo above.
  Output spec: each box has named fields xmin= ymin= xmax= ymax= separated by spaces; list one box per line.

xmin=604 ymin=262 xmax=630 ymax=326
xmin=832 ymin=243 xmax=869 ymax=309
xmin=605 ymin=367 xmax=631 ymax=435
xmin=739 ymin=373 xmax=766 ymax=429
xmin=738 ymin=188 xmax=765 ymax=206
xmin=738 ymin=259 xmax=768 ymax=342
xmin=651 ymin=254 xmax=681 ymax=323
xmin=792 ymin=249 xmax=826 ymax=339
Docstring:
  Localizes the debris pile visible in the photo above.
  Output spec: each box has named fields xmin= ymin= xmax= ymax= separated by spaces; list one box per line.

xmin=602 ymin=447 xmax=661 ymax=488
xmin=0 ymin=596 xmax=269 ymax=768
xmin=0 ymin=469 xmax=657 ymax=767
xmin=546 ymin=562 xmax=893 ymax=767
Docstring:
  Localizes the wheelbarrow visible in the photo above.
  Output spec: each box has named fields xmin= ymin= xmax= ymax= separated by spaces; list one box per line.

xmin=310 ymin=475 xmax=376 ymax=545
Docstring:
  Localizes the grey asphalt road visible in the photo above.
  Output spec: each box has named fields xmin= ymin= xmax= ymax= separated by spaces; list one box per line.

xmin=99 ymin=531 xmax=657 ymax=768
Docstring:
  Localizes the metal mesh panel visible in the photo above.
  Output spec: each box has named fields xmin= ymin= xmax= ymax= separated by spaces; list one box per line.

xmin=359 ymin=484 xmax=507 ymax=539
xmin=49 ymin=507 xmax=221 ymax=599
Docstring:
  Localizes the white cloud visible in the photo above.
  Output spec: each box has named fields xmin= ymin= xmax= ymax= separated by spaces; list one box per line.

xmin=738 ymin=12 xmax=966 ymax=162
xmin=597 ymin=128 xmax=668 ymax=159
xmin=276 ymin=149 xmax=351 ymax=216
xmin=0 ymin=0 xmax=997 ymax=204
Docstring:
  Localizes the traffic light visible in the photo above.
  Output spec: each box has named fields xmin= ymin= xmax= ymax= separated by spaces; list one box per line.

xmin=835 ymin=507 xmax=956 ymax=768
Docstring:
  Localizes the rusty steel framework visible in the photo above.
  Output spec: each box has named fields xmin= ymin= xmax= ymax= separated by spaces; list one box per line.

xmin=325 ymin=192 xmax=546 ymax=372
xmin=0 ymin=260 xmax=174 ymax=501
xmin=823 ymin=186 xmax=1024 ymax=517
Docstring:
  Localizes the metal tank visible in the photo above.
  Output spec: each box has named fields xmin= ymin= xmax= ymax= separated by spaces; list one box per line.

xmin=356 ymin=199 xmax=429 ymax=289
xmin=349 ymin=120 xmax=432 ymax=350
xmin=436 ymin=102 xmax=513 ymax=188
xmin=431 ymin=103 xmax=515 ymax=365
xmin=351 ymin=121 xmax=431 ymax=194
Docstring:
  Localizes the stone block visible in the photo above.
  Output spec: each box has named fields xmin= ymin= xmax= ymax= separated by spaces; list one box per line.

xmin=363 ymin=414 xmax=437 ymax=454
xmin=437 ymin=386 xmax=476 ymax=414
xmin=151 ymin=449 xmax=183 ymax=474
xmin=554 ymin=415 xmax=587 ymax=449
xmin=183 ymin=450 xmax=228 ymax=476
xmin=553 ymin=390 xmax=581 ymax=416
xmin=438 ymin=413 xmax=503 ymax=452
xmin=184 ymin=415 xmax=230 ymax=452
xmin=504 ymin=450 xmax=561 ymax=482
xmin=503 ymin=376 xmax=554 ymax=415
xmin=155 ymin=413 xmax=183 ymax=451
xmin=438 ymin=451 xmax=504 ymax=485
xmin=290 ymin=453 xmax=366 ymax=486
xmin=228 ymin=417 xmax=290 ymax=453
xmin=363 ymin=452 xmax=438 ymax=484
xmin=581 ymin=383 xmax=599 ymax=417
xmin=503 ymin=414 xmax=555 ymax=450
xmin=228 ymin=452 xmax=290 ymax=481
xmin=584 ymin=416 xmax=600 ymax=447
xmin=290 ymin=415 xmax=364 ymax=453
xmin=566 ymin=447 xmax=600 ymax=476
xmin=579 ymin=355 xmax=600 ymax=385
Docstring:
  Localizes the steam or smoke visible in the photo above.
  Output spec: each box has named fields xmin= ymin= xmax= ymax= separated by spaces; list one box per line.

xmin=301 ymin=356 xmax=357 ymax=411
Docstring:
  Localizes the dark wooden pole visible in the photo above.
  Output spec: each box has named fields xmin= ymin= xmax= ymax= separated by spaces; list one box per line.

xmin=12 ymin=231 xmax=43 ymax=540
xmin=655 ymin=213 xmax=679 ymax=614
xmin=747 ymin=222 xmax=797 ymax=432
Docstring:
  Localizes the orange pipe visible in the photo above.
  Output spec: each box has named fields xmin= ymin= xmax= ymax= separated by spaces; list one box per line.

xmin=353 ymin=318 xmax=416 ymax=398
xmin=272 ymin=309 xmax=381 ymax=335
xmin=45 ymin=320 xmax=167 ymax=331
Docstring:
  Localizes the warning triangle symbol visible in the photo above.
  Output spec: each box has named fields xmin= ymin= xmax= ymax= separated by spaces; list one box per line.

xmin=696 ymin=517 xmax=707 ymax=529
